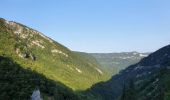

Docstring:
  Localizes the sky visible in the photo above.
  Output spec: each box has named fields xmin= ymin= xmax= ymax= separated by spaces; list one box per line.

xmin=0 ymin=0 xmax=170 ymax=53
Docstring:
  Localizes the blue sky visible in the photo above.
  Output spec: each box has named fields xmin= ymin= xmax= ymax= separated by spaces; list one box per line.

xmin=1 ymin=0 xmax=170 ymax=53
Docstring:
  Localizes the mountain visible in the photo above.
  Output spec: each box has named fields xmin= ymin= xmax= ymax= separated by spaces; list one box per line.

xmin=0 ymin=18 xmax=107 ymax=99
xmin=89 ymin=45 xmax=170 ymax=100
xmin=90 ymin=52 xmax=149 ymax=76
xmin=1 ymin=18 xmax=170 ymax=100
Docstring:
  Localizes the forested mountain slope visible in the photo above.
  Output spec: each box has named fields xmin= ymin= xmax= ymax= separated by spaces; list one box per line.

xmin=0 ymin=18 xmax=107 ymax=100
xmin=90 ymin=45 xmax=170 ymax=100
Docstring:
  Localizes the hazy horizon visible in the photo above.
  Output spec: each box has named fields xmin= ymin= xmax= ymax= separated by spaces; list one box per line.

xmin=1 ymin=0 xmax=170 ymax=53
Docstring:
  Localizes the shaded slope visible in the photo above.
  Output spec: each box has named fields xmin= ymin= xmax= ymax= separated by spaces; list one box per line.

xmin=0 ymin=56 xmax=78 ymax=100
xmin=89 ymin=45 xmax=170 ymax=100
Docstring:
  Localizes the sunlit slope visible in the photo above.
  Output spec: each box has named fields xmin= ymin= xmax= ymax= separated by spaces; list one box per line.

xmin=0 ymin=18 xmax=106 ymax=90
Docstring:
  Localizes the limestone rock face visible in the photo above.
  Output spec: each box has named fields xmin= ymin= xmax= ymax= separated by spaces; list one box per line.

xmin=31 ymin=90 xmax=42 ymax=100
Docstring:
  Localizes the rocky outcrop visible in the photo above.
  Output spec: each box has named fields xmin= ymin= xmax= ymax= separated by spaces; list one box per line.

xmin=31 ymin=90 xmax=42 ymax=100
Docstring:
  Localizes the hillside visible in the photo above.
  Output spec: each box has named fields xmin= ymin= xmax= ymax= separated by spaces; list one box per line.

xmin=1 ymin=18 xmax=170 ymax=100
xmin=0 ymin=56 xmax=79 ymax=100
xmin=89 ymin=44 xmax=170 ymax=100
xmin=90 ymin=52 xmax=149 ymax=76
xmin=0 ymin=18 xmax=106 ymax=93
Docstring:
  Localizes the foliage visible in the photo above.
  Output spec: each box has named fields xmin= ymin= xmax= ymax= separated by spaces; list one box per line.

xmin=0 ymin=56 xmax=79 ymax=100
xmin=0 ymin=18 xmax=106 ymax=100
xmin=120 ymin=80 xmax=136 ymax=100
xmin=0 ymin=18 xmax=107 ymax=91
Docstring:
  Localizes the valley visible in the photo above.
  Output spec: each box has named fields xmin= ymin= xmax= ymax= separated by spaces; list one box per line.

xmin=90 ymin=52 xmax=149 ymax=76
xmin=0 ymin=18 xmax=170 ymax=100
